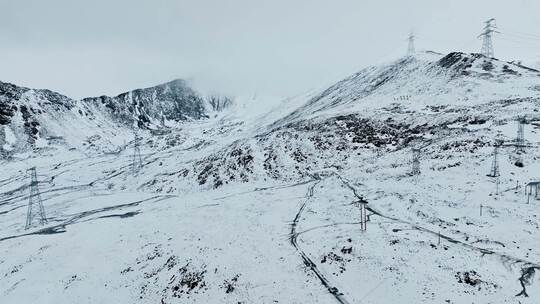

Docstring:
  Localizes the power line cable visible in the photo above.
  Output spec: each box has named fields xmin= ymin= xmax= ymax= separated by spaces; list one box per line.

xmin=503 ymin=28 xmax=540 ymax=40
xmin=499 ymin=34 xmax=540 ymax=45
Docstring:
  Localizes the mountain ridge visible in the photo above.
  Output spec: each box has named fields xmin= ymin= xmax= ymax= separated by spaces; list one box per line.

xmin=271 ymin=52 xmax=540 ymax=129
xmin=0 ymin=78 xmax=222 ymax=156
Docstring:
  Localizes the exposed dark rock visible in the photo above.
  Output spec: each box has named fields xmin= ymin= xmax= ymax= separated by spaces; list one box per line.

xmin=83 ymin=79 xmax=208 ymax=128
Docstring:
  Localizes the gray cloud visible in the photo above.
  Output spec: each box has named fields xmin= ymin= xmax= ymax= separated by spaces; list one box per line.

xmin=1 ymin=0 xmax=539 ymax=99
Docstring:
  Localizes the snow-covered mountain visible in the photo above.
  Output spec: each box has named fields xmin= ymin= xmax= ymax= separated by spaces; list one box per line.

xmin=167 ymin=52 xmax=539 ymax=191
xmin=0 ymin=79 xmax=231 ymax=157
xmin=276 ymin=51 xmax=540 ymax=126
xmin=0 ymin=81 xmax=78 ymax=154
xmin=2 ymin=52 xmax=540 ymax=304
xmin=81 ymin=79 xmax=208 ymax=127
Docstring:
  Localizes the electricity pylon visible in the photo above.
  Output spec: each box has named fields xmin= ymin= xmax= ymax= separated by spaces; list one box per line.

xmin=407 ymin=32 xmax=416 ymax=56
xmin=411 ymin=148 xmax=421 ymax=175
xmin=516 ymin=117 xmax=525 ymax=151
xmin=487 ymin=144 xmax=500 ymax=177
xmin=478 ymin=18 xmax=499 ymax=58
xmin=514 ymin=117 xmax=526 ymax=166
xmin=157 ymin=101 xmax=166 ymax=127
xmin=132 ymin=131 xmax=143 ymax=175
xmin=25 ymin=167 xmax=47 ymax=230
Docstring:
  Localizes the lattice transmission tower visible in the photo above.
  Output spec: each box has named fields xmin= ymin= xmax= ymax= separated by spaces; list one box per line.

xmin=25 ymin=167 xmax=47 ymax=230
xmin=478 ymin=18 xmax=499 ymax=58
xmin=411 ymin=148 xmax=421 ymax=176
xmin=158 ymin=101 xmax=166 ymax=127
xmin=514 ymin=117 xmax=526 ymax=166
xmin=487 ymin=143 xmax=500 ymax=177
xmin=132 ymin=131 xmax=143 ymax=175
xmin=516 ymin=117 xmax=525 ymax=151
xmin=407 ymin=32 xmax=416 ymax=56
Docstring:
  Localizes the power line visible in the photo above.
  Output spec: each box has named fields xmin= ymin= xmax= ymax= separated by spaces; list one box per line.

xmin=498 ymin=36 xmax=540 ymax=47
xmin=501 ymin=34 xmax=540 ymax=44
xmin=503 ymin=28 xmax=540 ymax=41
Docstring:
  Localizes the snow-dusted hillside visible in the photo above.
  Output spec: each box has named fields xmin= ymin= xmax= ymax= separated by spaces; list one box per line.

xmin=81 ymin=79 xmax=209 ymax=128
xmin=0 ymin=79 xmax=232 ymax=158
xmin=276 ymin=51 xmax=540 ymax=126
xmin=2 ymin=52 xmax=540 ymax=303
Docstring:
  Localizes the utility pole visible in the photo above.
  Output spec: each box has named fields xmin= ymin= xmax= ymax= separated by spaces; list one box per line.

xmin=407 ymin=32 xmax=416 ymax=57
xmin=478 ymin=18 xmax=499 ymax=58
xmin=411 ymin=148 xmax=421 ymax=176
xmin=25 ymin=167 xmax=47 ymax=230
xmin=132 ymin=130 xmax=143 ymax=175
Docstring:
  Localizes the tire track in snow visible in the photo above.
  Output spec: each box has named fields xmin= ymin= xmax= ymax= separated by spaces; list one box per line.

xmin=289 ymin=177 xmax=351 ymax=304
xmin=332 ymin=172 xmax=540 ymax=299
xmin=0 ymin=195 xmax=175 ymax=243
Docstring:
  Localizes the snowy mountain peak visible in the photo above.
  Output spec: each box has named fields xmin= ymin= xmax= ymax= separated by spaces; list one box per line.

xmin=274 ymin=52 xmax=540 ymax=126
xmin=0 ymin=78 xmax=219 ymax=156
xmin=2 ymin=51 xmax=539 ymax=158
xmin=82 ymin=78 xmax=208 ymax=128
xmin=438 ymin=52 xmax=540 ymax=77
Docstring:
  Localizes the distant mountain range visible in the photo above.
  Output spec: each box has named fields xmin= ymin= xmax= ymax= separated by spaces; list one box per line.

xmin=0 ymin=78 xmax=231 ymax=156
xmin=1 ymin=51 xmax=539 ymax=160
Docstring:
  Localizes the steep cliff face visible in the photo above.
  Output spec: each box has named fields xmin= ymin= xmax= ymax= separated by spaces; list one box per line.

xmin=0 ymin=81 xmax=78 ymax=152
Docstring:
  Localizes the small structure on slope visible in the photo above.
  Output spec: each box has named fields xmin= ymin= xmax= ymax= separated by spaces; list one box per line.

xmin=525 ymin=181 xmax=540 ymax=204
xmin=411 ymin=148 xmax=421 ymax=176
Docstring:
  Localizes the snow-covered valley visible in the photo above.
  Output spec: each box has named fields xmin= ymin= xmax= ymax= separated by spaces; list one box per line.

xmin=1 ymin=52 xmax=540 ymax=303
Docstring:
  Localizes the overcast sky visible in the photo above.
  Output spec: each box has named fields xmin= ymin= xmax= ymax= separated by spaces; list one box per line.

xmin=1 ymin=0 xmax=540 ymax=99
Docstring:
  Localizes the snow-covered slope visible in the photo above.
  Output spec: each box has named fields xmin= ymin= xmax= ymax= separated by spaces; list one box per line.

xmin=0 ymin=81 xmax=79 ymax=154
xmin=275 ymin=52 xmax=540 ymax=126
xmin=81 ymin=79 xmax=209 ymax=128
xmin=0 ymin=79 xmax=229 ymax=158
xmin=2 ymin=52 xmax=540 ymax=304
